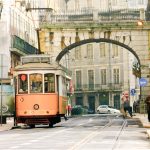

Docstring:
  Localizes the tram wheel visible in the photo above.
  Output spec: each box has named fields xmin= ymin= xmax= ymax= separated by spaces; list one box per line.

xmin=29 ymin=124 xmax=35 ymax=128
xmin=49 ymin=123 xmax=53 ymax=128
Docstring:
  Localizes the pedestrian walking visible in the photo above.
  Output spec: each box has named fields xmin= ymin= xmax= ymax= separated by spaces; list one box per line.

xmin=123 ymin=98 xmax=132 ymax=117
xmin=145 ymin=96 xmax=150 ymax=122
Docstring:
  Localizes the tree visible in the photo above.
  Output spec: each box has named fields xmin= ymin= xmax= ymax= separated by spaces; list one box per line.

xmin=132 ymin=62 xmax=141 ymax=78
xmin=146 ymin=0 xmax=150 ymax=21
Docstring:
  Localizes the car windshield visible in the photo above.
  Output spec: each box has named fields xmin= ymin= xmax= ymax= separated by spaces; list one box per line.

xmin=99 ymin=105 xmax=107 ymax=108
xmin=99 ymin=105 xmax=114 ymax=108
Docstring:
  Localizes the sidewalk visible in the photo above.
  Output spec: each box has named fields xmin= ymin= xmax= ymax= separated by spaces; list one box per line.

xmin=0 ymin=117 xmax=14 ymax=132
xmin=133 ymin=113 xmax=150 ymax=128
xmin=133 ymin=113 xmax=150 ymax=138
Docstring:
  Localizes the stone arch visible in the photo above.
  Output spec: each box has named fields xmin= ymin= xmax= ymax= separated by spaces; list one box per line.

xmin=56 ymin=38 xmax=142 ymax=97
xmin=55 ymin=38 xmax=141 ymax=69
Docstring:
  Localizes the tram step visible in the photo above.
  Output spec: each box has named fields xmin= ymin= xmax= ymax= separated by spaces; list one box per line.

xmin=25 ymin=118 xmax=50 ymax=124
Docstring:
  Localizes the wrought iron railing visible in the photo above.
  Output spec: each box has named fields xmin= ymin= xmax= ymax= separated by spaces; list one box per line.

xmin=75 ymin=83 xmax=123 ymax=92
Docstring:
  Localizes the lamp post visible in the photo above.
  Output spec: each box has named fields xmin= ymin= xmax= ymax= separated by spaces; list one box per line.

xmin=0 ymin=54 xmax=3 ymax=126
xmin=0 ymin=2 xmax=3 ymax=126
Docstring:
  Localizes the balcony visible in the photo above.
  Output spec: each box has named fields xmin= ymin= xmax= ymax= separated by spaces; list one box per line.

xmin=11 ymin=35 xmax=38 ymax=55
xmin=75 ymin=83 xmax=123 ymax=92
xmin=42 ymin=8 xmax=141 ymax=24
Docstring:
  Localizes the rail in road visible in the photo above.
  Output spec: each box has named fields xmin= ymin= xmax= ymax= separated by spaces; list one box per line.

xmin=68 ymin=117 xmax=128 ymax=150
xmin=0 ymin=115 xmax=149 ymax=150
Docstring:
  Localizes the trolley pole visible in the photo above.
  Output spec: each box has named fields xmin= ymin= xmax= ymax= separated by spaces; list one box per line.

xmin=0 ymin=54 xmax=3 ymax=126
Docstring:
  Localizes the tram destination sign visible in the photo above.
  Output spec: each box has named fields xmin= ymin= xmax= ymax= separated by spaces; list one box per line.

xmin=139 ymin=78 xmax=147 ymax=87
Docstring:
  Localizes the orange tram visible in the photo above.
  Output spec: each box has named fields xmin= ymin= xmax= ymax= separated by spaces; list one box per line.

xmin=13 ymin=55 xmax=71 ymax=128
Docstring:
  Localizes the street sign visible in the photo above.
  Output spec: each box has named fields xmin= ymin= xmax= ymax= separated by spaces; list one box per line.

xmin=139 ymin=78 xmax=147 ymax=87
xmin=131 ymin=89 xmax=136 ymax=96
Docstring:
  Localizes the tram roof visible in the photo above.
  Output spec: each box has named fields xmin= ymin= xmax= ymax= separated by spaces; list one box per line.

xmin=14 ymin=62 xmax=61 ymax=71
xmin=14 ymin=55 xmax=72 ymax=76
xmin=21 ymin=55 xmax=54 ymax=65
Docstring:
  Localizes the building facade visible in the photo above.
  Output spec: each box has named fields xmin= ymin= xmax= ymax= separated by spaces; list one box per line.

xmin=67 ymin=40 xmax=139 ymax=112
xmin=0 ymin=0 xmax=39 ymax=83
xmin=0 ymin=0 xmax=39 ymax=108
xmin=41 ymin=0 xmax=148 ymax=12
xmin=38 ymin=0 xmax=146 ymax=112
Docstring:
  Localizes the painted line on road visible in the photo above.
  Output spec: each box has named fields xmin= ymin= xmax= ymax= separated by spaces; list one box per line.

xmin=9 ymin=146 xmax=20 ymax=149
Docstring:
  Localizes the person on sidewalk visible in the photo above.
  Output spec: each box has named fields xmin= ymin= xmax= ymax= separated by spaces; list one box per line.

xmin=121 ymin=93 xmax=132 ymax=118
xmin=145 ymin=96 xmax=150 ymax=122
xmin=123 ymin=98 xmax=132 ymax=117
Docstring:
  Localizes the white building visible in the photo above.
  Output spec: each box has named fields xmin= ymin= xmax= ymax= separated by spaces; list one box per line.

xmin=0 ymin=0 xmax=40 ymax=108
xmin=43 ymin=0 xmax=148 ymax=12
xmin=127 ymin=0 xmax=148 ymax=9
xmin=0 ymin=0 xmax=39 ymax=82
xmin=39 ymin=0 xmax=145 ymax=112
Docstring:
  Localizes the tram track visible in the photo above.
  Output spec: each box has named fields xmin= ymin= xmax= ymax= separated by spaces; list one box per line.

xmin=1 ymin=115 xmax=148 ymax=150
xmin=68 ymin=118 xmax=127 ymax=150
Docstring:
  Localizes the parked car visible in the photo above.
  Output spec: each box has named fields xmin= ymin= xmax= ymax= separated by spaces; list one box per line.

xmin=97 ymin=105 xmax=121 ymax=114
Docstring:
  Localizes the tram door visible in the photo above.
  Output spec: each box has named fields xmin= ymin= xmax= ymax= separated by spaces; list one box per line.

xmin=88 ymin=96 xmax=95 ymax=113
xmin=114 ymin=95 xmax=120 ymax=109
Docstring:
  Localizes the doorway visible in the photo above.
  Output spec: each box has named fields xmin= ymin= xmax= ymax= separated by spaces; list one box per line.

xmin=88 ymin=96 xmax=95 ymax=113
xmin=114 ymin=94 xmax=120 ymax=109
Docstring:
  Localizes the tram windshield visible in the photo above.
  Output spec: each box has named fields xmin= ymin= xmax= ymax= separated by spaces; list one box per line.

xmin=18 ymin=73 xmax=55 ymax=94
xmin=30 ymin=73 xmax=43 ymax=93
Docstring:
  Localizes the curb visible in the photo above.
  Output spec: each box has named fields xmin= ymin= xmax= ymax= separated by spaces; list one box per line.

xmin=11 ymin=126 xmax=21 ymax=129
xmin=146 ymin=130 xmax=150 ymax=138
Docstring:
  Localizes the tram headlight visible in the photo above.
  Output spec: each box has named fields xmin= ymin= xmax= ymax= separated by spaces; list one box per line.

xmin=20 ymin=97 xmax=24 ymax=102
xmin=33 ymin=104 xmax=39 ymax=110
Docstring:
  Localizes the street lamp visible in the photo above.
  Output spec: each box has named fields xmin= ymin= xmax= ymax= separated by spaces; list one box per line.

xmin=0 ymin=2 xmax=3 ymax=19
xmin=0 ymin=2 xmax=3 ymax=126
xmin=137 ymin=20 xmax=144 ymax=26
xmin=0 ymin=54 xmax=3 ymax=126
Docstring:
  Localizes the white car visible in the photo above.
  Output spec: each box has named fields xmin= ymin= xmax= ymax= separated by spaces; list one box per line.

xmin=97 ymin=105 xmax=121 ymax=114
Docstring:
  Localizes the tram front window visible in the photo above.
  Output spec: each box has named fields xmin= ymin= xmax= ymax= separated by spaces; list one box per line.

xmin=30 ymin=73 xmax=43 ymax=93
xmin=18 ymin=74 xmax=28 ymax=94
xmin=44 ymin=73 xmax=55 ymax=93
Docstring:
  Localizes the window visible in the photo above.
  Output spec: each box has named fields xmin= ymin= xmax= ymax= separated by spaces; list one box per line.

xmin=101 ymin=69 xmax=106 ymax=85
xmin=88 ymin=70 xmax=94 ymax=89
xmin=44 ymin=73 xmax=55 ymax=93
xmin=112 ymin=0 xmax=117 ymax=5
xmin=62 ymin=77 xmax=67 ymax=95
xmin=112 ymin=36 xmax=119 ymax=57
xmin=100 ymin=43 xmax=106 ymax=57
xmin=76 ymin=70 xmax=82 ymax=89
xmin=113 ymin=68 xmax=119 ymax=84
xmin=30 ymin=73 xmax=43 ymax=93
xmin=87 ymin=44 xmax=93 ymax=59
xmin=112 ymin=44 xmax=118 ymax=57
xmin=87 ymin=0 xmax=93 ymax=8
xmin=18 ymin=74 xmax=28 ymax=94
xmin=75 ymin=46 xmax=81 ymax=60
xmin=138 ymin=0 xmax=144 ymax=5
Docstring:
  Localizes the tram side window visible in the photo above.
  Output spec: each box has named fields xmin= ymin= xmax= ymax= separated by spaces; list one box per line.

xmin=18 ymin=74 xmax=28 ymax=94
xmin=44 ymin=73 xmax=55 ymax=93
xmin=30 ymin=73 xmax=43 ymax=93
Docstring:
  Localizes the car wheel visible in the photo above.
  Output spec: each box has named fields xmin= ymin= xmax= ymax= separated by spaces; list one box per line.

xmin=108 ymin=110 xmax=110 ymax=113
